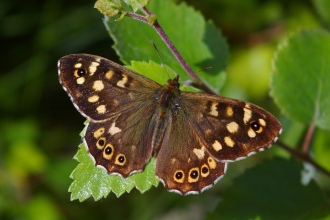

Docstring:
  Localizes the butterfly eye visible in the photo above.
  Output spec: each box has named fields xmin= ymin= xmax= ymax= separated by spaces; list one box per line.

xmin=74 ymin=68 xmax=87 ymax=78
xmin=174 ymin=103 xmax=180 ymax=110
xmin=250 ymin=121 xmax=263 ymax=133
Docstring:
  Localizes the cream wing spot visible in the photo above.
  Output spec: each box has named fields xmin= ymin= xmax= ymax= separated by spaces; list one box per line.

xmin=243 ymin=107 xmax=252 ymax=124
xmin=207 ymin=157 xmax=217 ymax=169
xmin=117 ymin=74 xmax=128 ymax=88
xmin=74 ymin=63 xmax=82 ymax=68
xmin=212 ymin=140 xmax=222 ymax=151
xmin=109 ymin=122 xmax=122 ymax=135
xmin=88 ymin=95 xmax=99 ymax=103
xmin=226 ymin=121 xmax=239 ymax=133
xmin=89 ymin=61 xmax=100 ymax=75
xmin=226 ymin=106 xmax=233 ymax=117
xmin=93 ymin=80 xmax=104 ymax=91
xmin=209 ymin=102 xmax=219 ymax=117
xmin=96 ymin=105 xmax=106 ymax=114
xmin=93 ymin=127 xmax=105 ymax=139
xmin=259 ymin=118 xmax=266 ymax=126
xmin=76 ymin=77 xmax=85 ymax=84
xmin=193 ymin=146 xmax=205 ymax=160
xmin=248 ymin=128 xmax=256 ymax=138
xmin=105 ymin=70 xmax=114 ymax=80
xmin=224 ymin=136 xmax=235 ymax=147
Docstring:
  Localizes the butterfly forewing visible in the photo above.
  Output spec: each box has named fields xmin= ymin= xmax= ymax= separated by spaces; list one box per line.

xmin=181 ymin=93 xmax=282 ymax=162
xmin=58 ymin=54 xmax=160 ymax=121
xmin=58 ymin=53 xmax=282 ymax=195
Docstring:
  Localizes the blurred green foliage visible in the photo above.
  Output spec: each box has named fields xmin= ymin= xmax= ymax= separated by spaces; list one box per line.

xmin=1 ymin=0 xmax=329 ymax=219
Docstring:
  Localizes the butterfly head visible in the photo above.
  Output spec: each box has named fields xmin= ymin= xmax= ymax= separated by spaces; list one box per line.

xmin=166 ymin=75 xmax=180 ymax=89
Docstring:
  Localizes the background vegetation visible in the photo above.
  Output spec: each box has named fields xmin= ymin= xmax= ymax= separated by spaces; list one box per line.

xmin=1 ymin=0 xmax=329 ymax=219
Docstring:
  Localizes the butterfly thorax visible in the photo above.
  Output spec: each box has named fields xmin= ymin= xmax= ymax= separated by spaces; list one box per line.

xmin=151 ymin=75 xmax=181 ymax=156
xmin=155 ymin=75 xmax=181 ymax=112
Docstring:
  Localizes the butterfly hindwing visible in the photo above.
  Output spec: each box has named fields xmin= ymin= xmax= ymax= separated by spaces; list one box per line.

xmin=84 ymin=105 xmax=155 ymax=177
xmin=155 ymin=112 xmax=227 ymax=195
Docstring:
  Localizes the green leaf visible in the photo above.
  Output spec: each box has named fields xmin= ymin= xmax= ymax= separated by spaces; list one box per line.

xmin=105 ymin=0 xmax=228 ymax=93
xmin=313 ymin=129 xmax=330 ymax=171
xmin=95 ymin=0 xmax=123 ymax=17
xmin=127 ymin=60 xmax=198 ymax=92
xmin=123 ymin=0 xmax=149 ymax=12
xmin=207 ymin=157 xmax=330 ymax=220
xmin=313 ymin=0 xmax=330 ymax=25
xmin=127 ymin=61 xmax=176 ymax=85
xmin=69 ymin=142 xmax=159 ymax=201
xmin=69 ymin=118 xmax=159 ymax=201
xmin=271 ymin=29 xmax=330 ymax=129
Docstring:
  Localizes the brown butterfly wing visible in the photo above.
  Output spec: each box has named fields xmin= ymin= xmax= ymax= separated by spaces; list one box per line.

xmin=58 ymin=54 xmax=160 ymax=176
xmin=180 ymin=93 xmax=282 ymax=162
xmin=155 ymin=91 xmax=281 ymax=194
xmin=58 ymin=54 xmax=160 ymax=121
xmin=155 ymin=111 xmax=227 ymax=195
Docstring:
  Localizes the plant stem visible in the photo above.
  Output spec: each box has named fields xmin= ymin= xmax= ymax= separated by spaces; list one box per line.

xmin=276 ymin=140 xmax=330 ymax=179
xmin=125 ymin=9 xmax=216 ymax=94
xmin=302 ymin=122 xmax=315 ymax=154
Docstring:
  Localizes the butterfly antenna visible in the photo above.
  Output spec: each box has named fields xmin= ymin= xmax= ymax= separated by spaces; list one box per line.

xmin=152 ymin=41 xmax=170 ymax=78
xmin=197 ymin=66 xmax=212 ymax=73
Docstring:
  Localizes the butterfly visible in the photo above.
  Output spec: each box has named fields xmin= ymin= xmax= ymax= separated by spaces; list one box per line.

xmin=58 ymin=54 xmax=282 ymax=195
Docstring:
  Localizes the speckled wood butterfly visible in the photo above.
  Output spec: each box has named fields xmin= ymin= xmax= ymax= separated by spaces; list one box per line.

xmin=58 ymin=54 xmax=282 ymax=195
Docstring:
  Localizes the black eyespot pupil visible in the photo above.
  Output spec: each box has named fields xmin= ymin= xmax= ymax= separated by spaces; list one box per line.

xmin=118 ymin=156 xmax=125 ymax=163
xmin=98 ymin=139 xmax=105 ymax=146
xmin=105 ymin=147 xmax=112 ymax=155
xmin=190 ymin=170 xmax=198 ymax=179
xmin=251 ymin=121 xmax=261 ymax=131
xmin=202 ymin=167 xmax=208 ymax=174
xmin=77 ymin=69 xmax=86 ymax=76
xmin=175 ymin=172 xmax=183 ymax=179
